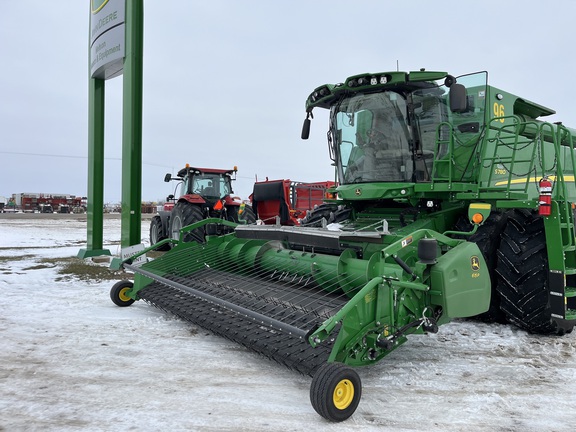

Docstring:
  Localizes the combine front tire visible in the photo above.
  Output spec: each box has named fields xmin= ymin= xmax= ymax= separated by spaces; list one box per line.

xmin=455 ymin=211 xmax=509 ymax=323
xmin=302 ymin=204 xmax=350 ymax=228
xmin=495 ymin=209 xmax=561 ymax=334
xmin=110 ymin=281 xmax=135 ymax=307
xmin=310 ymin=363 xmax=361 ymax=422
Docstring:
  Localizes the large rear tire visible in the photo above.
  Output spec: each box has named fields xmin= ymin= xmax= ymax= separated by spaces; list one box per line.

xmin=302 ymin=204 xmax=351 ymax=228
xmin=310 ymin=363 xmax=361 ymax=422
xmin=455 ymin=211 xmax=509 ymax=323
xmin=149 ymin=215 xmax=171 ymax=251
xmin=495 ymin=209 xmax=562 ymax=334
xmin=169 ymin=201 xmax=205 ymax=244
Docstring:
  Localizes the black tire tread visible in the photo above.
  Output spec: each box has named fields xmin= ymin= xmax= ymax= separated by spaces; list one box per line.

xmin=150 ymin=215 xmax=171 ymax=251
xmin=170 ymin=202 xmax=205 ymax=243
xmin=495 ymin=209 xmax=555 ymax=334
xmin=302 ymin=204 xmax=351 ymax=228
xmin=227 ymin=205 xmax=256 ymax=224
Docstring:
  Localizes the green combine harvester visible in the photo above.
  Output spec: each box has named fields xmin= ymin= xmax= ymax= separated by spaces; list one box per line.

xmin=110 ymin=70 xmax=576 ymax=421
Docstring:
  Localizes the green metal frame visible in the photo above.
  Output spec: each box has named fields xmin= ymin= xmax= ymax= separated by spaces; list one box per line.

xmin=120 ymin=0 xmax=144 ymax=248
xmin=80 ymin=0 xmax=144 ymax=259
xmin=119 ymin=218 xmax=491 ymax=368
xmin=78 ymin=77 xmax=110 ymax=258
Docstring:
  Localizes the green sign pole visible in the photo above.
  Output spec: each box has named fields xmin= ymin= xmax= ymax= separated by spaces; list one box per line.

xmin=78 ymin=77 xmax=109 ymax=258
xmin=78 ymin=2 xmax=112 ymax=259
xmin=80 ymin=0 xmax=143 ymax=259
xmin=87 ymin=77 xmax=109 ymax=255
xmin=121 ymin=0 xmax=143 ymax=248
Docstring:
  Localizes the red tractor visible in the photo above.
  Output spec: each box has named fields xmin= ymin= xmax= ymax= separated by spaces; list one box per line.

xmin=150 ymin=165 xmax=255 ymax=249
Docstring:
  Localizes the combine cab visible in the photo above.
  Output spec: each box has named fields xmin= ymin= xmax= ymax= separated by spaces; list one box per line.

xmin=111 ymin=70 xmax=576 ymax=421
xmin=251 ymin=179 xmax=335 ymax=225
xmin=149 ymin=164 xmax=255 ymax=249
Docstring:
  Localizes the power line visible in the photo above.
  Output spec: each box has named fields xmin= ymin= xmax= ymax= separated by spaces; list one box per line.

xmin=0 ymin=150 xmax=172 ymax=169
xmin=0 ymin=150 xmax=115 ymax=160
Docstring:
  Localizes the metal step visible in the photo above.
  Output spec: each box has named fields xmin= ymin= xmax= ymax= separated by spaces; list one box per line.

xmin=565 ymin=310 xmax=576 ymax=321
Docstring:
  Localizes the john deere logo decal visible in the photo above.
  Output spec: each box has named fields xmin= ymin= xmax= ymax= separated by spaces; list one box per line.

xmin=355 ymin=188 xmax=362 ymax=196
xmin=471 ymin=256 xmax=480 ymax=271
xmin=91 ymin=0 xmax=109 ymax=14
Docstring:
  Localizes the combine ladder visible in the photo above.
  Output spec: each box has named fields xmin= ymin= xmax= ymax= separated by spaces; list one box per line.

xmin=542 ymin=123 xmax=576 ymax=331
xmin=480 ymin=118 xmax=576 ymax=331
xmin=544 ymin=199 xmax=576 ymax=331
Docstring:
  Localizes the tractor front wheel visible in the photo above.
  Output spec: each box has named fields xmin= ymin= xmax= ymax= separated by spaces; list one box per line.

xmin=149 ymin=215 xmax=170 ymax=251
xmin=310 ymin=363 xmax=361 ymax=422
xmin=110 ymin=280 xmax=135 ymax=307
xmin=227 ymin=204 xmax=256 ymax=224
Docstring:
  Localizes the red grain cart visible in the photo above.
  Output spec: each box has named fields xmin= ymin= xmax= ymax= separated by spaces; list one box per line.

xmin=251 ymin=179 xmax=335 ymax=225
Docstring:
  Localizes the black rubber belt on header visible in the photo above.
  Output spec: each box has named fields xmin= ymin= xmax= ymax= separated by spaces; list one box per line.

xmin=125 ymin=263 xmax=310 ymax=339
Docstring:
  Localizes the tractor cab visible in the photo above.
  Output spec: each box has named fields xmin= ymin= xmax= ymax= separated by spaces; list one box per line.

xmin=168 ymin=165 xmax=237 ymax=205
xmin=184 ymin=170 xmax=233 ymax=203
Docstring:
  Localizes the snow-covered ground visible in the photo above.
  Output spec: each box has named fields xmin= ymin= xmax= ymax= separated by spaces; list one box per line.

xmin=1 ymin=215 xmax=575 ymax=432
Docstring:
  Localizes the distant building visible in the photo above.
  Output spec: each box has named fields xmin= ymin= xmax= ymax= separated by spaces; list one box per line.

xmin=11 ymin=193 xmax=86 ymax=213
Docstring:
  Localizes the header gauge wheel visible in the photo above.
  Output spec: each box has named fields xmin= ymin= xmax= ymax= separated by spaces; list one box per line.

xmin=310 ymin=362 xmax=361 ymax=422
xmin=110 ymin=280 xmax=135 ymax=307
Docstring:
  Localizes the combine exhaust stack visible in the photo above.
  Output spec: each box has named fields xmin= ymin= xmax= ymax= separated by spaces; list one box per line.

xmin=111 ymin=216 xmax=490 ymax=421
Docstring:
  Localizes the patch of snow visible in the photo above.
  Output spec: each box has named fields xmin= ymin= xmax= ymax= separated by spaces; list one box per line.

xmin=326 ymin=222 xmax=343 ymax=231
xmin=1 ymin=216 xmax=575 ymax=431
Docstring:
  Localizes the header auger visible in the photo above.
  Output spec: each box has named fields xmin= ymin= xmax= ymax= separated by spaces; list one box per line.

xmin=110 ymin=69 xmax=576 ymax=421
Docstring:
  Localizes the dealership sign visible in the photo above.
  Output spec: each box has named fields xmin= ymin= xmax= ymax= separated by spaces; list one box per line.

xmin=90 ymin=0 xmax=126 ymax=79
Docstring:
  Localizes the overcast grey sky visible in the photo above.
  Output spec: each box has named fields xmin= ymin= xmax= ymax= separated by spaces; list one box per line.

xmin=1 ymin=0 xmax=575 ymax=203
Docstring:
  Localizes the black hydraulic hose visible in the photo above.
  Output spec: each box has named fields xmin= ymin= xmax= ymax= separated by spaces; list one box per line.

xmin=392 ymin=255 xmax=417 ymax=281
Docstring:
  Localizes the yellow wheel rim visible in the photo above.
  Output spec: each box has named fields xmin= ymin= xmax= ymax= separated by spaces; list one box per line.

xmin=119 ymin=287 xmax=132 ymax=302
xmin=333 ymin=379 xmax=354 ymax=410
